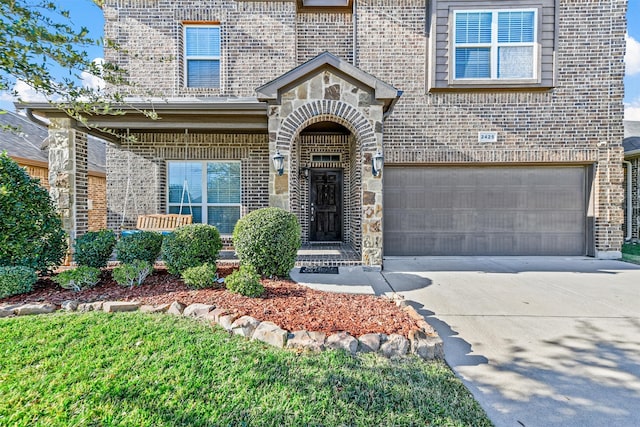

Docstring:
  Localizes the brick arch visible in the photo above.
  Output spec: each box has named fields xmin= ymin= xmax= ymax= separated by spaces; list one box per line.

xmin=275 ymin=100 xmax=378 ymax=153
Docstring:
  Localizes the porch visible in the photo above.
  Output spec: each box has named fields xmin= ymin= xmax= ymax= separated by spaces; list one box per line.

xmin=218 ymin=243 xmax=361 ymax=267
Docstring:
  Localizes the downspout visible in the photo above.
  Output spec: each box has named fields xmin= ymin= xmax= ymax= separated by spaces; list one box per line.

xmin=624 ymin=160 xmax=632 ymax=241
xmin=352 ymin=0 xmax=357 ymax=66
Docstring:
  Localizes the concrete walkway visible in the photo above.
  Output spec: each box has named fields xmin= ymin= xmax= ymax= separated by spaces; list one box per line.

xmin=381 ymin=257 xmax=640 ymax=427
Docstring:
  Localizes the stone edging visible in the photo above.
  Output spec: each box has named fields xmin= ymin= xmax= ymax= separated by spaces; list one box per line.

xmin=0 ymin=298 xmax=444 ymax=361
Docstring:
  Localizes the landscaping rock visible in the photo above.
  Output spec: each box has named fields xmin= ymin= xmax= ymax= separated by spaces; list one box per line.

xmin=326 ymin=332 xmax=358 ymax=355
xmin=252 ymin=321 xmax=288 ymax=348
xmin=140 ymin=303 xmax=171 ymax=313
xmin=167 ymin=301 xmax=186 ymax=316
xmin=183 ymin=303 xmax=215 ymax=318
xmin=218 ymin=313 xmax=238 ymax=331
xmin=89 ymin=302 xmax=103 ymax=311
xmin=15 ymin=303 xmax=57 ymax=316
xmin=409 ymin=329 xmax=445 ymax=360
xmin=61 ymin=300 xmax=79 ymax=312
xmin=0 ymin=305 xmax=17 ymax=317
xmin=358 ymin=333 xmax=382 ymax=353
xmin=231 ymin=316 xmax=260 ymax=338
xmin=204 ymin=307 xmax=229 ymax=324
xmin=416 ymin=319 xmax=436 ymax=335
xmin=287 ymin=330 xmax=326 ymax=352
xmin=380 ymin=333 xmax=410 ymax=359
xmin=103 ymin=301 xmax=140 ymax=313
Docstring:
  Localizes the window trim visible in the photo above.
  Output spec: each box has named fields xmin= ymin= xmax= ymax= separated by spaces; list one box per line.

xmin=183 ymin=24 xmax=221 ymax=89
xmin=450 ymin=8 xmax=540 ymax=86
xmin=166 ymin=160 xmax=241 ymax=234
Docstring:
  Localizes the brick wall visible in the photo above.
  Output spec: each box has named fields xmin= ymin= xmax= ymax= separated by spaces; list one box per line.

xmin=104 ymin=0 xmax=627 ymax=254
xmin=106 ymin=133 xmax=269 ymax=233
xmin=16 ymin=160 xmax=107 ymax=232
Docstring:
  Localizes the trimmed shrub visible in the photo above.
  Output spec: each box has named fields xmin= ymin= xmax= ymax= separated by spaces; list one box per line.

xmin=53 ymin=266 xmax=101 ymax=291
xmin=232 ymin=207 xmax=301 ymax=277
xmin=225 ymin=264 xmax=264 ymax=298
xmin=0 ymin=152 xmax=67 ymax=272
xmin=112 ymin=260 xmax=153 ymax=288
xmin=0 ymin=266 xmax=37 ymax=298
xmin=116 ymin=231 xmax=163 ymax=265
xmin=161 ymin=224 xmax=222 ymax=275
xmin=181 ymin=263 xmax=218 ymax=290
xmin=74 ymin=230 xmax=116 ymax=268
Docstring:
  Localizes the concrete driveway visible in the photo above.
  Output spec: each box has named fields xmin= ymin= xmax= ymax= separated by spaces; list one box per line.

xmin=382 ymin=257 xmax=640 ymax=427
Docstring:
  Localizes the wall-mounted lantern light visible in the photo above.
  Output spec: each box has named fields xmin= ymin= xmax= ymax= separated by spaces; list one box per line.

xmin=272 ymin=150 xmax=284 ymax=176
xmin=372 ymin=150 xmax=384 ymax=177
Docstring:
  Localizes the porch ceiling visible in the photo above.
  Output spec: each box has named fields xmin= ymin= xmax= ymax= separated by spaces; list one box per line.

xmin=19 ymin=97 xmax=269 ymax=143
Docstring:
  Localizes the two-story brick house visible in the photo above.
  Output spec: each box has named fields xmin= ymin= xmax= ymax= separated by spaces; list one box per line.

xmin=26 ymin=0 xmax=627 ymax=268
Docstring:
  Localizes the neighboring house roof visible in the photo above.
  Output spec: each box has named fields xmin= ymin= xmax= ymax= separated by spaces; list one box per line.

xmin=624 ymin=137 xmax=640 ymax=158
xmin=624 ymin=120 xmax=640 ymax=139
xmin=0 ymin=110 xmax=106 ymax=174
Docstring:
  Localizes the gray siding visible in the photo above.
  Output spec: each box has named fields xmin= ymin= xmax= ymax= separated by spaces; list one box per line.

xmin=430 ymin=0 xmax=557 ymax=89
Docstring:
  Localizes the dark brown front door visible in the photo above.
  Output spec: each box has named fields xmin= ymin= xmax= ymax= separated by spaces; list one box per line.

xmin=310 ymin=169 xmax=342 ymax=241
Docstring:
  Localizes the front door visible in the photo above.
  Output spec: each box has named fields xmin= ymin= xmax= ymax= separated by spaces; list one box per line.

xmin=310 ymin=169 xmax=342 ymax=241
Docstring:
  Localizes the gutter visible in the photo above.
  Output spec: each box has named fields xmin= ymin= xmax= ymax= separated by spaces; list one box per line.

xmin=25 ymin=108 xmax=50 ymax=128
xmin=624 ymin=160 xmax=632 ymax=241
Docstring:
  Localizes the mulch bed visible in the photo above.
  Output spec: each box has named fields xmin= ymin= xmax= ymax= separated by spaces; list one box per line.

xmin=0 ymin=266 xmax=420 ymax=338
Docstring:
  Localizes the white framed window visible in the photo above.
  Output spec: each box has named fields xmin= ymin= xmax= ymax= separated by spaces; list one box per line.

xmin=453 ymin=9 xmax=538 ymax=81
xmin=184 ymin=25 xmax=220 ymax=88
xmin=167 ymin=161 xmax=241 ymax=234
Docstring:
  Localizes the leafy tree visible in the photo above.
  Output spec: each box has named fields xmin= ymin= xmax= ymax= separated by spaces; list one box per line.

xmin=0 ymin=0 xmax=153 ymax=130
xmin=0 ymin=152 xmax=67 ymax=272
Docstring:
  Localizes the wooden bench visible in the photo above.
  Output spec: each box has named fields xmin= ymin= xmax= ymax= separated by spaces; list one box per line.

xmin=136 ymin=214 xmax=193 ymax=233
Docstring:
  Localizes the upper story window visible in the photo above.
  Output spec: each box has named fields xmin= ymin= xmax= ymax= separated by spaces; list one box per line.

xmin=296 ymin=0 xmax=353 ymax=12
xmin=184 ymin=25 xmax=220 ymax=88
xmin=453 ymin=10 xmax=538 ymax=82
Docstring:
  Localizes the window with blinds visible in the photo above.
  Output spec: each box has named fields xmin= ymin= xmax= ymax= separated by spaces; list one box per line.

xmin=184 ymin=25 xmax=220 ymax=88
xmin=453 ymin=10 xmax=537 ymax=81
xmin=167 ymin=161 xmax=241 ymax=234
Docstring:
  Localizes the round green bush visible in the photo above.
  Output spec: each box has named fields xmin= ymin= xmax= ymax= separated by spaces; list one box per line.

xmin=0 ymin=266 xmax=37 ymax=298
xmin=73 ymin=230 xmax=116 ymax=268
xmin=161 ymin=224 xmax=222 ymax=275
xmin=0 ymin=152 xmax=67 ymax=272
xmin=232 ymin=207 xmax=301 ymax=277
xmin=181 ymin=263 xmax=218 ymax=290
xmin=116 ymin=231 xmax=163 ymax=265
xmin=225 ymin=264 xmax=264 ymax=297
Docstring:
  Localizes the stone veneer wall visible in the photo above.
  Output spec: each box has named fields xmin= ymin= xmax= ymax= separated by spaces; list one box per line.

xmin=102 ymin=0 xmax=626 ymax=256
xmin=106 ymin=134 xmax=269 ymax=233
xmin=269 ymin=71 xmax=383 ymax=266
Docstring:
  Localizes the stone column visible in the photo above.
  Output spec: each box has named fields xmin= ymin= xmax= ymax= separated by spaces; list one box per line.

xmin=268 ymin=105 xmax=290 ymax=210
xmin=360 ymin=106 xmax=385 ymax=270
xmin=48 ymin=118 xmax=89 ymax=262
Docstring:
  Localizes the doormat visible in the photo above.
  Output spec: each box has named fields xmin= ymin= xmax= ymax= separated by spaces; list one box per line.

xmin=299 ymin=266 xmax=339 ymax=274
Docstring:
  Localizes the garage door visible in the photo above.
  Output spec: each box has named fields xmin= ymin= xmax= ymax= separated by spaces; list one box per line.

xmin=383 ymin=166 xmax=587 ymax=256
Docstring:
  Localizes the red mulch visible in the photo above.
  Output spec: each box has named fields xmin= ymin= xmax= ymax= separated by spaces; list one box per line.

xmin=0 ymin=266 xmax=420 ymax=337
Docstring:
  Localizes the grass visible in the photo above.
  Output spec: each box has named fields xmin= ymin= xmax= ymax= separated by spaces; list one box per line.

xmin=622 ymin=243 xmax=640 ymax=265
xmin=0 ymin=312 xmax=492 ymax=427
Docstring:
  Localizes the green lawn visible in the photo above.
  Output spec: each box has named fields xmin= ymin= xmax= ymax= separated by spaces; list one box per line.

xmin=622 ymin=243 xmax=640 ymax=265
xmin=0 ymin=312 xmax=492 ymax=427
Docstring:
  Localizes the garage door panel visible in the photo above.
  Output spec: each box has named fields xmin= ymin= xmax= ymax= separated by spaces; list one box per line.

xmin=384 ymin=167 xmax=587 ymax=256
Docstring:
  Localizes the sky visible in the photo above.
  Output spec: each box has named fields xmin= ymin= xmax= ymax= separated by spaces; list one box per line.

xmin=1 ymin=0 xmax=639 ymax=121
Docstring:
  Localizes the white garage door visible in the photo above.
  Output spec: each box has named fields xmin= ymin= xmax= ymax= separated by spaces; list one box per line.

xmin=383 ymin=166 xmax=587 ymax=256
